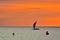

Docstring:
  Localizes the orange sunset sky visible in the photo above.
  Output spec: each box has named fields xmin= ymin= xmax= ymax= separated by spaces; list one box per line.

xmin=0 ymin=0 xmax=60 ymax=26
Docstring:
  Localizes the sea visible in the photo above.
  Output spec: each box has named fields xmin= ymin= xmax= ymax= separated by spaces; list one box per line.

xmin=0 ymin=26 xmax=60 ymax=40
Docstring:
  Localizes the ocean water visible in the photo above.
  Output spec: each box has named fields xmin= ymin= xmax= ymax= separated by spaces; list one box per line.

xmin=0 ymin=26 xmax=60 ymax=40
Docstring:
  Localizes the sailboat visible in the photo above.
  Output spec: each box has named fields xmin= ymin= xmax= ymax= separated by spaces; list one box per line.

xmin=33 ymin=21 xmax=39 ymax=30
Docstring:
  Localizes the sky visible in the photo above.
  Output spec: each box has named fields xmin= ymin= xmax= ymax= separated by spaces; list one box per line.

xmin=0 ymin=0 xmax=60 ymax=26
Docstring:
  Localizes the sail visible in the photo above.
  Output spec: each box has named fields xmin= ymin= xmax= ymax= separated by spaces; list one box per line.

xmin=33 ymin=21 xmax=39 ymax=30
xmin=33 ymin=21 xmax=37 ymax=29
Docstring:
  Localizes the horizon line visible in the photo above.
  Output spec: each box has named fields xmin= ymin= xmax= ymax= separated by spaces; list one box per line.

xmin=0 ymin=26 xmax=60 ymax=27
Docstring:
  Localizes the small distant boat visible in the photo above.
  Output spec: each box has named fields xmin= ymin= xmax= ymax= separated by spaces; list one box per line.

xmin=46 ymin=31 xmax=49 ymax=35
xmin=33 ymin=21 xmax=39 ymax=30
xmin=12 ymin=32 xmax=15 ymax=36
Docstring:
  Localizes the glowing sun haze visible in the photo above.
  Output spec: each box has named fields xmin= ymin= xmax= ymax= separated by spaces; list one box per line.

xmin=0 ymin=0 xmax=60 ymax=27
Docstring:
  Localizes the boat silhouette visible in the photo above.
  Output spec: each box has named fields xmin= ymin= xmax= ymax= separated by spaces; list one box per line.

xmin=33 ymin=21 xmax=39 ymax=30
